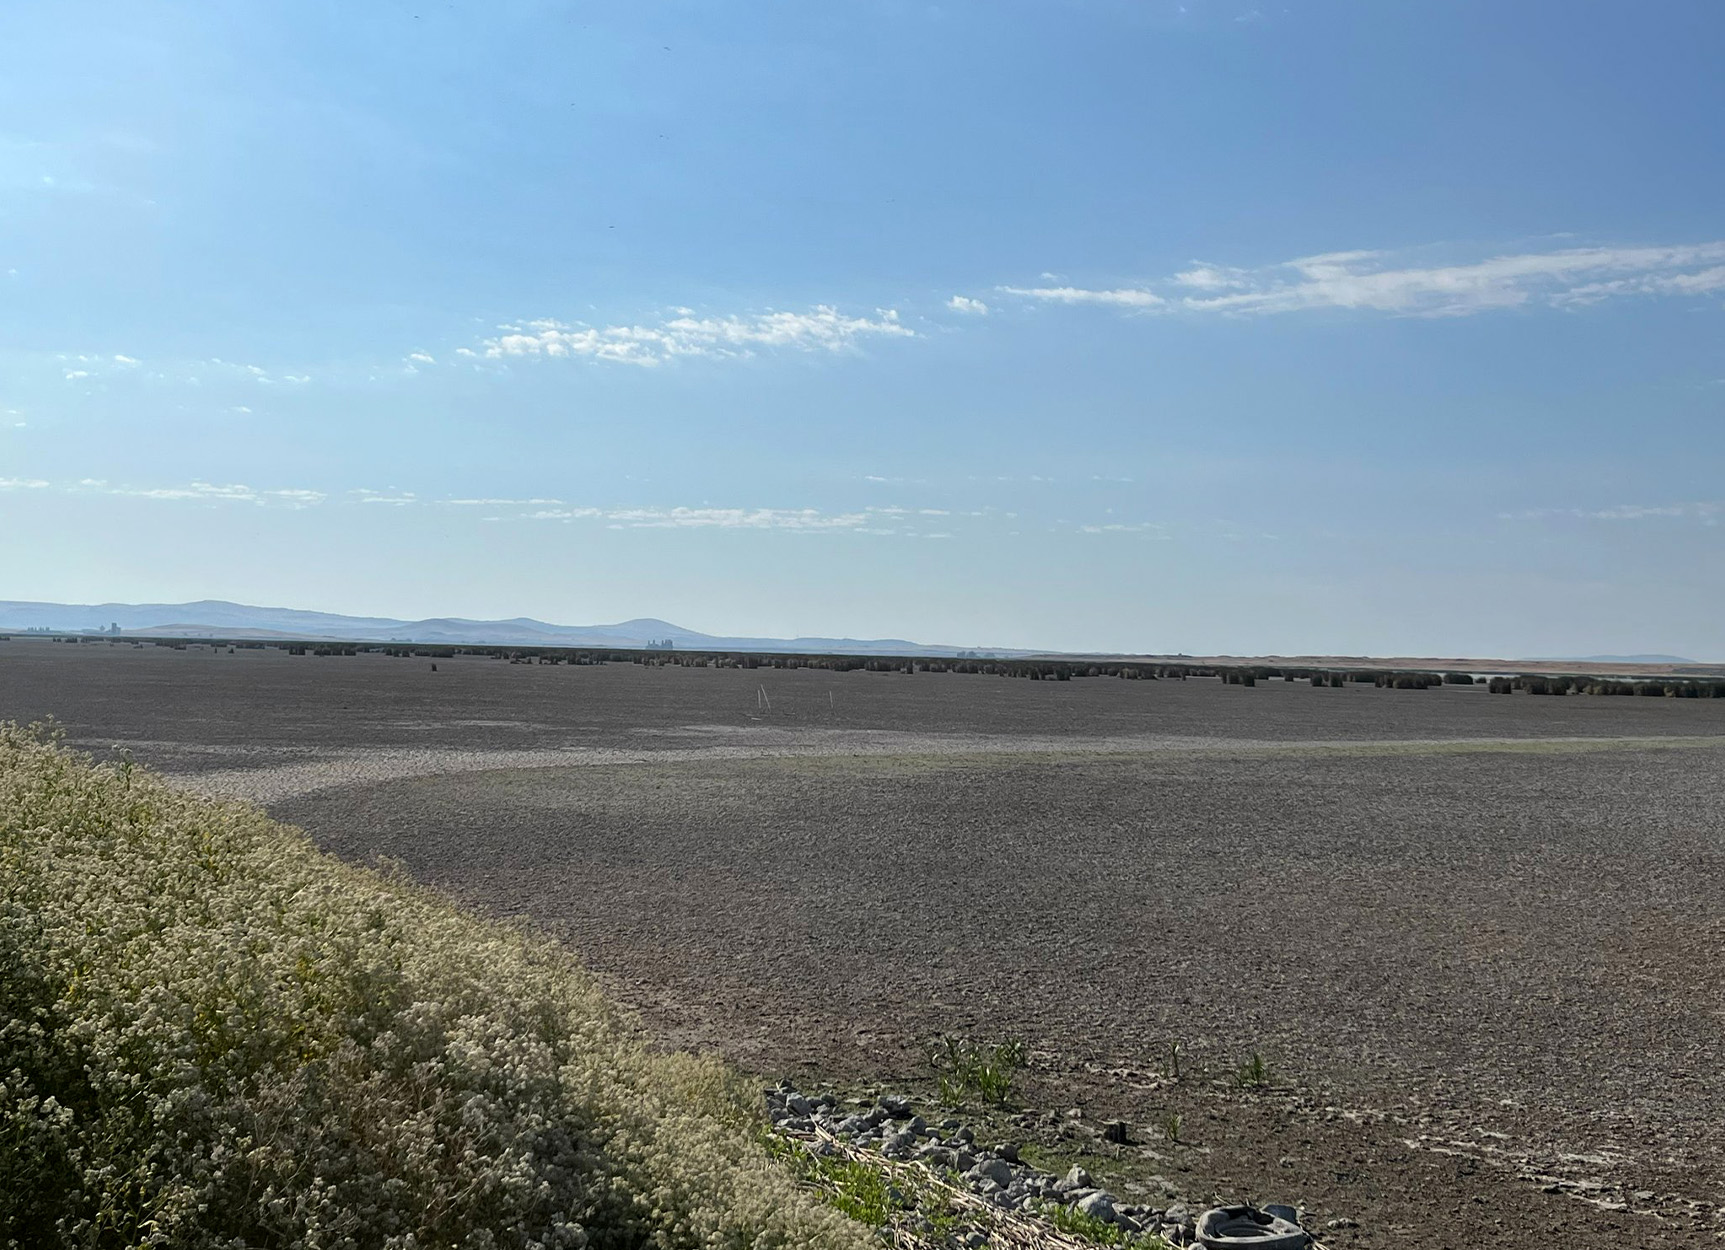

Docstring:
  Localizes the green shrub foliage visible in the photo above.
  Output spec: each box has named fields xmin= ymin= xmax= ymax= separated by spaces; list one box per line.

xmin=0 ymin=726 xmax=869 ymax=1250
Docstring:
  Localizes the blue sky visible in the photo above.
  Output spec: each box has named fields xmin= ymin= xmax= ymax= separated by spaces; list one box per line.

xmin=3 ymin=1 xmax=1723 ymax=656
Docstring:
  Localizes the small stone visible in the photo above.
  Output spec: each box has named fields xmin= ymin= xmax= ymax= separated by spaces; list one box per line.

xmin=1064 ymin=1164 xmax=1094 ymax=1189
xmin=907 ymin=1115 xmax=927 ymax=1134
xmin=1325 ymin=1216 xmax=1359 ymax=1230
xmin=995 ymin=1142 xmax=1019 ymax=1163
xmin=785 ymin=1094 xmax=811 ymax=1116
xmin=954 ymin=1150 xmax=976 ymax=1171
xmin=1103 ymin=1119 xmax=1129 ymax=1144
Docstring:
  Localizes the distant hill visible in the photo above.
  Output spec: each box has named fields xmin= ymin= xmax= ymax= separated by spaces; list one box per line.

xmin=0 ymin=598 xmax=1008 ymax=657
xmin=1529 ymin=654 xmax=1697 ymax=665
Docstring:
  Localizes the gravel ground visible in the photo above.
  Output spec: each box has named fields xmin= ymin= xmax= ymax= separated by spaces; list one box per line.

xmin=5 ymin=638 xmax=1724 ymax=1247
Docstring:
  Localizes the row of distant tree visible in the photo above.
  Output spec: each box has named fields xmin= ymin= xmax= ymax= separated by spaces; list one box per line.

xmin=29 ymin=634 xmax=1725 ymax=697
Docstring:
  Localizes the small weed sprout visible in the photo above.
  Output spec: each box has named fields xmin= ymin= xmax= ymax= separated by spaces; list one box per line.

xmin=930 ymin=1035 xmax=1027 ymax=1107
xmin=1162 ymin=1110 xmax=1183 ymax=1143
xmin=1235 ymin=1051 xmax=1273 ymax=1089
xmin=1166 ymin=1039 xmax=1182 ymax=1081
xmin=1037 ymin=1200 xmax=1172 ymax=1246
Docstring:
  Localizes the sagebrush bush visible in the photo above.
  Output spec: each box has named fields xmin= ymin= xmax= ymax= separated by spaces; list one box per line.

xmin=0 ymin=725 xmax=869 ymax=1250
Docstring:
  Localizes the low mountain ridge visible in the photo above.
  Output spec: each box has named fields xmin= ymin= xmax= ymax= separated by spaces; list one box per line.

xmin=0 ymin=598 xmax=988 ymax=657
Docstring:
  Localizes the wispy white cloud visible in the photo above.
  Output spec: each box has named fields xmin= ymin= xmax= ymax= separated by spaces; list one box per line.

xmin=997 ymin=285 xmax=1164 ymax=309
xmin=1553 ymin=265 xmax=1725 ymax=307
xmin=1506 ymin=501 xmax=1722 ymax=524
xmin=443 ymin=496 xmax=565 ymax=507
xmin=997 ymin=240 xmax=1725 ymax=320
xmin=1172 ymin=264 xmax=1249 ymax=291
xmin=1078 ymin=520 xmax=1171 ymax=536
xmin=946 ymin=295 xmax=989 ymax=315
xmin=518 ymin=502 xmax=974 ymax=534
xmin=97 ymin=480 xmax=328 ymax=508
xmin=478 ymin=304 xmax=914 ymax=367
xmin=0 ymin=475 xmax=320 ymax=507
xmin=6 ymin=472 xmax=993 ymax=537
xmin=596 ymin=506 xmax=873 ymax=530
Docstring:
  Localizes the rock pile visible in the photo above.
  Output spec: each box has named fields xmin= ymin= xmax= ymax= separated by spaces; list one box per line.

xmin=766 ymin=1084 xmax=1201 ymax=1243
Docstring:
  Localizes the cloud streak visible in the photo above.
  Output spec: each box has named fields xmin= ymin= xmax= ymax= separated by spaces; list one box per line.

xmin=996 ymin=285 xmax=1164 ymax=309
xmin=992 ymin=240 xmax=1725 ymax=319
xmin=477 ymin=305 xmax=914 ymax=366
xmin=1507 ymin=501 xmax=1722 ymax=524
xmin=101 ymin=481 xmax=328 ymax=508
xmin=3 ymin=478 xmax=975 ymax=535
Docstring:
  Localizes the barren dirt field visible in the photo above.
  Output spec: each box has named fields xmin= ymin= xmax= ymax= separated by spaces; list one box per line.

xmin=5 ymin=638 xmax=1723 ymax=1248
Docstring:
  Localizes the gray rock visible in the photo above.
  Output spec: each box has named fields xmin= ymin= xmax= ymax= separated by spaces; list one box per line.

xmin=878 ymin=1094 xmax=912 ymax=1118
xmin=907 ymin=1115 xmax=927 ymax=1134
xmin=1076 ymin=1192 xmax=1116 ymax=1223
xmin=994 ymin=1142 xmax=1019 ymax=1163
xmin=954 ymin=1150 xmax=976 ymax=1172
xmin=968 ymin=1157 xmax=1014 ymax=1188
xmin=1064 ymin=1164 xmax=1094 ymax=1189
xmin=785 ymin=1093 xmax=811 ymax=1116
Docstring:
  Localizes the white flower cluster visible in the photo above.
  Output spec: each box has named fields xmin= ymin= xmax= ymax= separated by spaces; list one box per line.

xmin=0 ymin=726 xmax=869 ymax=1250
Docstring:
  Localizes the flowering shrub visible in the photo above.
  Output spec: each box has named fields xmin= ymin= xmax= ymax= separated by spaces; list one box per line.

xmin=0 ymin=725 xmax=868 ymax=1250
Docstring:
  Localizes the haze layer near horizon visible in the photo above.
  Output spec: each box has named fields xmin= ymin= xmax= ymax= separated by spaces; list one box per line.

xmin=2 ymin=1 xmax=1722 ymax=656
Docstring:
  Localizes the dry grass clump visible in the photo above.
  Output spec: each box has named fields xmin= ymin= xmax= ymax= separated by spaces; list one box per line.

xmin=0 ymin=725 xmax=869 ymax=1250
